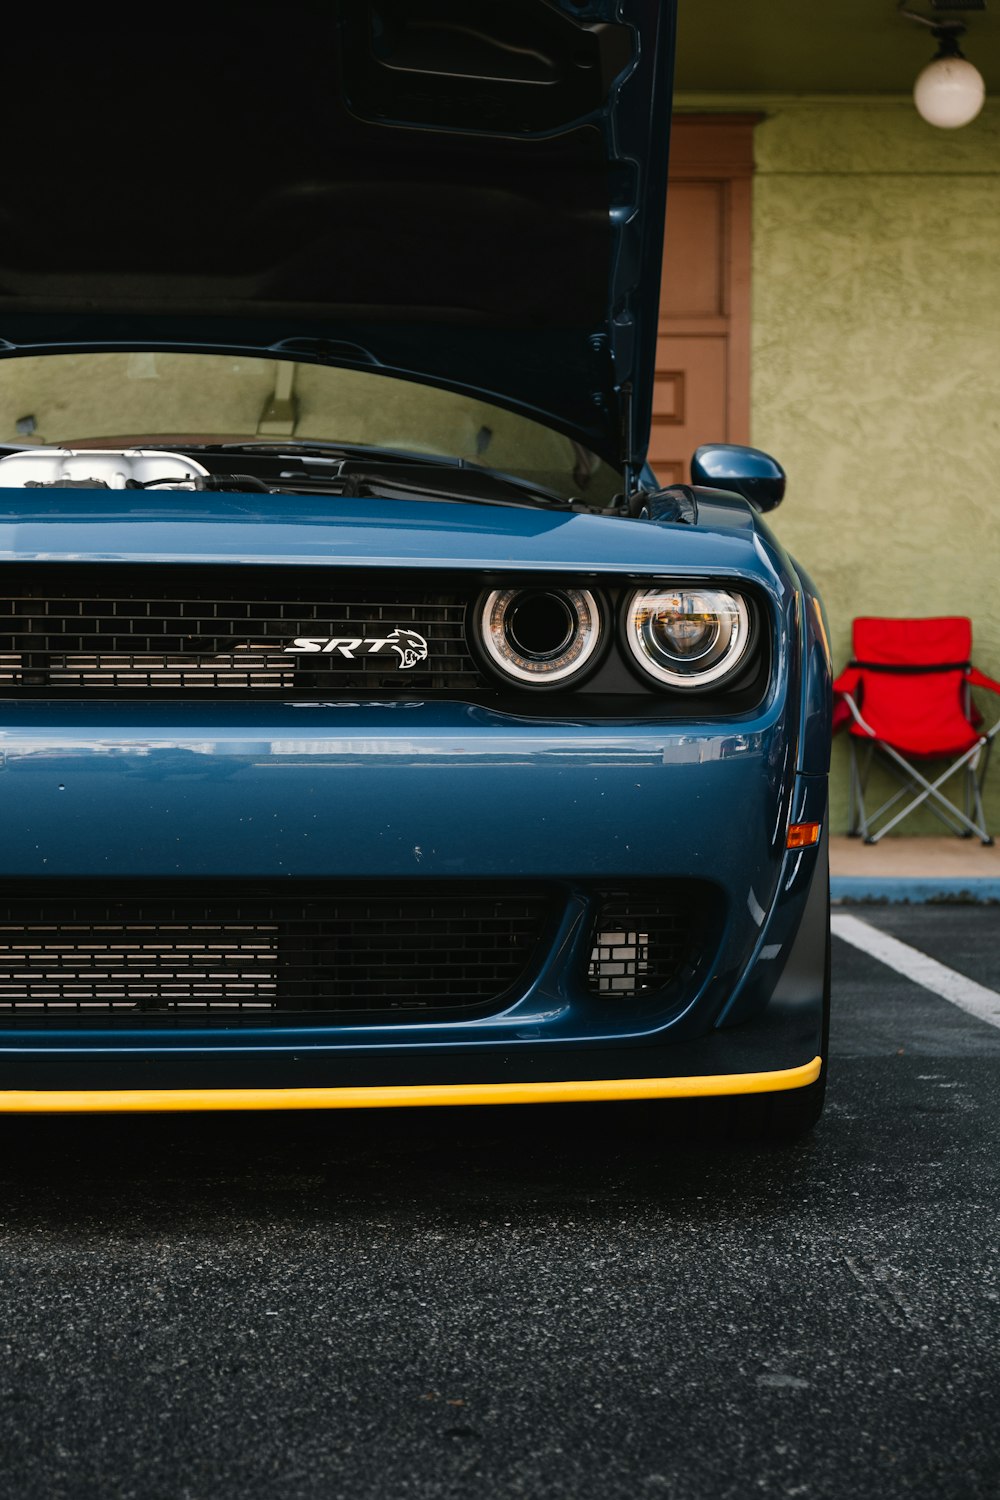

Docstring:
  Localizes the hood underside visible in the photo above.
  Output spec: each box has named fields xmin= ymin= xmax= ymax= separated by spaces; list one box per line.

xmin=0 ymin=0 xmax=676 ymax=472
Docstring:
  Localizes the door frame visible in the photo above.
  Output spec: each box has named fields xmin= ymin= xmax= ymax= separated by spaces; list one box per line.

xmin=663 ymin=113 xmax=761 ymax=446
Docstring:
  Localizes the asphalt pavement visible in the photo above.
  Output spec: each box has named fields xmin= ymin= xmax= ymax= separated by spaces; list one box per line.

xmin=1 ymin=905 xmax=999 ymax=1500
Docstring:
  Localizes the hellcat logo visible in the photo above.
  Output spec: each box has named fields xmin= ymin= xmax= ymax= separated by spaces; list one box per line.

xmin=283 ymin=628 xmax=429 ymax=670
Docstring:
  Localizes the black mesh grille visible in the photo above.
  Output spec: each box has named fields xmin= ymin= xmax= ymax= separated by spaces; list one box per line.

xmin=0 ymin=886 xmax=551 ymax=1024
xmin=0 ymin=567 xmax=482 ymax=696
xmin=587 ymin=890 xmax=701 ymax=998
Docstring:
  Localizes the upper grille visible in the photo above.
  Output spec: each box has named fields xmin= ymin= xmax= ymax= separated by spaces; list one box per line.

xmin=0 ymin=566 xmax=483 ymax=697
xmin=0 ymin=884 xmax=552 ymax=1025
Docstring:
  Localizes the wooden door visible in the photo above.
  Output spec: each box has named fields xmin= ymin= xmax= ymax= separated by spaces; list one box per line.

xmin=650 ymin=115 xmax=758 ymax=485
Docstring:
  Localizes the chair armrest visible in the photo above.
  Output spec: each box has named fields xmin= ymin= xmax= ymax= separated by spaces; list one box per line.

xmin=969 ymin=666 xmax=1000 ymax=696
xmin=834 ymin=691 xmax=876 ymax=738
xmin=968 ymin=667 xmax=1000 ymax=742
xmin=832 ymin=665 xmax=865 ymax=734
xmin=833 ymin=664 xmax=863 ymax=696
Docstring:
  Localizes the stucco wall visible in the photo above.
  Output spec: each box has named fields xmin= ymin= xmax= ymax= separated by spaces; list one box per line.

xmin=706 ymin=99 xmax=1000 ymax=834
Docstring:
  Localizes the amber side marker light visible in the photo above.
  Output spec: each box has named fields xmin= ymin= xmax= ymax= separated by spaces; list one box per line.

xmin=787 ymin=822 xmax=821 ymax=849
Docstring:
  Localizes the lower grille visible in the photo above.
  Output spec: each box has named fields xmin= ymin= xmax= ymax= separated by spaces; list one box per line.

xmin=587 ymin=889 xmax=703 ymax=998
xmin=0 ymin=886 xmax=551 ymax=1025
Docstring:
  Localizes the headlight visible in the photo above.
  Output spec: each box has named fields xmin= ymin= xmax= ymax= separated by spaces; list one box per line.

xmin=623 ymin=588 xmax=751 ymax=688
xmin=478 ymin=587 xmax=602 ymax=686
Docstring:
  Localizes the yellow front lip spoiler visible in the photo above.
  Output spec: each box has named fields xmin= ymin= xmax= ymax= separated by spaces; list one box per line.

xmin=0 ymin=1057 xmax=821 ymax=1113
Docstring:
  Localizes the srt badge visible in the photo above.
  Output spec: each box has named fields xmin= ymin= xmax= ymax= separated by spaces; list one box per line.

xmin=283 ymin=628 xmax=429 ymax=669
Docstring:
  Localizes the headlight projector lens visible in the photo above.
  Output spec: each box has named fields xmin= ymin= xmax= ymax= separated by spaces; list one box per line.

xmin=624 ymin=588 xmax=751 ymax=688
xmin=480 ymin=587 xmax=601 ymax=685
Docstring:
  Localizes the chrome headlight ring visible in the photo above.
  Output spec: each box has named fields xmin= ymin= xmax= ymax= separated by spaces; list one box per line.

xmin=622 ymin=587 xmax=752 ymax=689
xmin=476 ymin=586 xmax=604 ymax=687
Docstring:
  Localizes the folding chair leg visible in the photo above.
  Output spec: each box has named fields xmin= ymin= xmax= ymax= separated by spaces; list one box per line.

xmin=850 ymin=740 xmax=875 ymax=840
xmin=979 ymin=736 xmax=995 ymax=845
xmin=864 ymin=739 xmax=992 ymax=843
xmin=844 ymin=715 xmax=995 ymax=844
xmin=861 ymin=766 xmax=963 ymax=835
xmin=853 ymin=743 xmax=967 ymax=841
xmin=847 ymin=740 xmax=864 ymax=837
xmin=971 ymin=740 xmax=994 ymax=845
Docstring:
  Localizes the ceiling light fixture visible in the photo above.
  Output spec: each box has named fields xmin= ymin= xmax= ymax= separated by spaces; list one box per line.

xmin=900 ymin=2 xmax=987 ymax=127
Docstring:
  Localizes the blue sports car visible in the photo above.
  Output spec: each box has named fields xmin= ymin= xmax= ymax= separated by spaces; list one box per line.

xmin=0 ymin=0 xmax=831 ymax=1136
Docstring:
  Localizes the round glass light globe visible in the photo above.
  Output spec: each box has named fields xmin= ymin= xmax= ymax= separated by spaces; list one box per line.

xmin=914 ymin=56 xmax=986 ymax=128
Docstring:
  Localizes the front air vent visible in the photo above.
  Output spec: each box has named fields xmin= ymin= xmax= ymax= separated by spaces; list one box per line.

xmin=587 ymin=887 xmax=709 ymax=999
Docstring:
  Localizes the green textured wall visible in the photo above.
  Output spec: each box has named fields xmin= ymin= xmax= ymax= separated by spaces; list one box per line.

xmin=715 ymin=99 xmax=1000 ymax=835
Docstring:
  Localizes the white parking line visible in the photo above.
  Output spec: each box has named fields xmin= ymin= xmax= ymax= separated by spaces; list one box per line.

xmin=831 ymin=913 xmax=1000 ymax=1030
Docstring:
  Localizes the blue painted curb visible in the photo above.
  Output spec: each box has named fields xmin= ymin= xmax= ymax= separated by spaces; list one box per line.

xmin=832 ymin=876 xmax=1000 ymax=905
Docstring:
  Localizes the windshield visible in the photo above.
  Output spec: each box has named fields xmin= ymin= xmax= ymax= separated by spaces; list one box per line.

xmin=0 ymin=352 xmax=623 ymax=505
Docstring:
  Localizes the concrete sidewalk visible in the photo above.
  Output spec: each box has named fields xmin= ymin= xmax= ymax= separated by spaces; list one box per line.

xmin=830 ymin=835 xmax=1000 ymax=903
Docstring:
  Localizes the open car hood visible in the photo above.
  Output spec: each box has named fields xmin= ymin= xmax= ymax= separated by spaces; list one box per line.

xmin=0 ymin=0 xmax=676 ymax=479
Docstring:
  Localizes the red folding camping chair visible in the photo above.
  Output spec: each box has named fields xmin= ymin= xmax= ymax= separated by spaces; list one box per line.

xmin=833 ymin=617 xmax=1000 ymax=845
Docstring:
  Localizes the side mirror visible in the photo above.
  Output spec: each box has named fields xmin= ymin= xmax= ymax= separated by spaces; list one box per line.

xmin=690 ymin=444 xmax=786 ymax=513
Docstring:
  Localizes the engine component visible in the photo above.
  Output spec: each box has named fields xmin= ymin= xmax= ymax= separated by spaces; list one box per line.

xmin=0 ymin=447 xmax=210 ymax=489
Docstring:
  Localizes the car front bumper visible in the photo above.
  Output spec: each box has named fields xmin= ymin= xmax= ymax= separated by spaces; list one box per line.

xmin=0 ymin=700 xmax=827 ymax=1104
